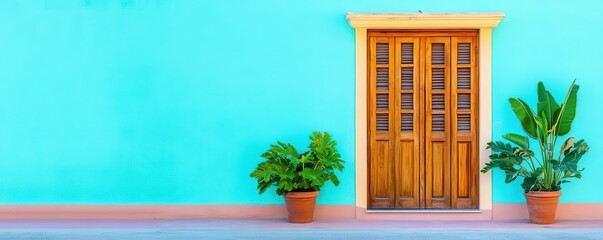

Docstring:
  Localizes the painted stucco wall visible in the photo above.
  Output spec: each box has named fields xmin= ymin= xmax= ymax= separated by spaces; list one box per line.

xmin=0 ymin=0 xmax=601 ymax=205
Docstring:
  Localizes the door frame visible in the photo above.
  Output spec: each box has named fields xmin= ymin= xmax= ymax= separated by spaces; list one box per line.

xmin=347 ymin=12 xmax=504 ymax=220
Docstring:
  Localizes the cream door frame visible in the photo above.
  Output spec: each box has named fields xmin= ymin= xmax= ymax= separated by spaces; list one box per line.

xmin=347 ymin=13 xmax=504 ymax=219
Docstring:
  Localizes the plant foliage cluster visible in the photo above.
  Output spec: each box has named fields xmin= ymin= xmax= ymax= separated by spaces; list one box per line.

xmin=250 ymin=131 xmax=345 ymax=195
xmin=482 ymin=80 xmax=589 ymax=192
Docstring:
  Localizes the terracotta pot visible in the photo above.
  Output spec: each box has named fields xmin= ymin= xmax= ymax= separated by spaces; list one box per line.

xmin=284 ymin=191 xmax=319 ymax=223
xmin=524 ymin=191 xmax=561 ymax=224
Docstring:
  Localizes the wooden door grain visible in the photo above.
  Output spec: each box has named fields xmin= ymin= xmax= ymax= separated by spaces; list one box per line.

xmin=367 ymin=31 xmax=479 ymax=210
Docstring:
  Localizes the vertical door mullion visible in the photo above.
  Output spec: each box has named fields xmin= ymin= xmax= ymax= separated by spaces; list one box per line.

xmin=418 ymin=37 xmax=427 ymax=209
xmin=387 ymin=37 xmax=396 ymax=208
xmin=392 ymin=38 xmax=401 ymax=208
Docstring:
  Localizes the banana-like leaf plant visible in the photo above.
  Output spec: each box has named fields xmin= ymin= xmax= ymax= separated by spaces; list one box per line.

xmin=250 ymin=131 xmax=345 ymax=195
xmin=481 ymin=80 xmax=589 ymax=192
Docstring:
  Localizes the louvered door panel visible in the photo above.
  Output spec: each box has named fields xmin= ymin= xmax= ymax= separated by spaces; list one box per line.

xmin=424 ymin=37 xmax=451 ymax=209
xmin=394 ymin=37 xmax=421 ymax=208
xmin=367 ymin=31 xmax=479 ymax=210
xmin=451 ymin=37 xmax=479 ymax=209
xmin=368 ymin=37 xmax=395 ymax=208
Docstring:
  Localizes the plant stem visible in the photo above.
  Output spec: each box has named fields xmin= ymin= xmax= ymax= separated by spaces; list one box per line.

xmin=527 ymin=156 xmax=537 ymax=172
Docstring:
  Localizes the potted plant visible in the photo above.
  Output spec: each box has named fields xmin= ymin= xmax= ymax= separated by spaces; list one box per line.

xmin=481 ymin=80 xmax=589 ymax=224
xmin=250 ymin=131 xmax=345 ymax=223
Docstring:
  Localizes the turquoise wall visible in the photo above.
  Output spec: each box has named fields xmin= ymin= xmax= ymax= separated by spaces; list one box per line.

xmin=0 ymin=0 xmax=601 ymax=205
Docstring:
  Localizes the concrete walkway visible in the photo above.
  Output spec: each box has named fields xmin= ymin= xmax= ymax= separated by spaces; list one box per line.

xmin=0 ymin=219 xmax=602 ymax=240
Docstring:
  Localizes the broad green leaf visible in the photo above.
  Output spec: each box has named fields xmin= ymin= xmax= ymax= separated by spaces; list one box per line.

xmin=515 ymin=148 xmax=535 ymax=159
xmin=502 ymin=133 xmax=529 ymax=149
xmin=482 ymin=153 xmax=521 ymax=173
xmin=537 ymin=111 xmax=548 ymax=144
xmin=537 ymin=82 xmax=560 ymax=127
xmin=258 ymin=183 xmax=270 ymax=194
xmin=521 ymin=168 xmax=541 ymax=193
xmin=509 ymin=98 xmax=538 ymax=139
xmin=486 ymin=141 xmax=517 ymax=156
xmin=300 ymin=152 xmax=312 ymax=164
xmin=558 ymin=139 xmax=589 ymax=173
xmin=546 ymin=92 xmax=560 ymax=125
xmin=560 ymin=137 xmax=575 ymax=155
xmin=554 ymin=80 xmax=579 ymax=136
xmin=482 ymin=142 xmax=523 ymax=173
xmin=504 ymin=166 xmax=522 ymax=183
xmin=328 ymin=173 xmax=340 ymax=186
xmin=300 ymin=168 xmax=325 ymax=188
xmin=482 ymin=141 xmax=530 ymax=185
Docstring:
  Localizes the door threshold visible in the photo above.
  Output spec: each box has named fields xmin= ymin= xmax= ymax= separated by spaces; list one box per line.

xmin=366 ymin=209 xmax=482 ymax=213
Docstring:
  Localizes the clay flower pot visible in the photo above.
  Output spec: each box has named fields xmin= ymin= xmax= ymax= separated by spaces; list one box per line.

xmin=524 ymin=191 xmax=561 ymax=224
xmin=284 ymin=191 xmax=319 ymax=223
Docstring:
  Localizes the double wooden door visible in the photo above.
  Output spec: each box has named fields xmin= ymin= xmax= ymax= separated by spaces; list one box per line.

xmin=368 ymin=31 xmax=479 ymax=209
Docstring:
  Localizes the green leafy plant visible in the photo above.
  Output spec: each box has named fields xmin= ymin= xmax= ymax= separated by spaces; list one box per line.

xmin=250 ymin=131 xmax=345 ymax=195
xmin=481 ymin=80 xmax=589 ymax=193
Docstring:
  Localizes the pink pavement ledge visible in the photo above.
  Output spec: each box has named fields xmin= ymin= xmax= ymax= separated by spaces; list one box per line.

xmin=0 ymin=219 xmax=602 ymax=229
xmin=0 ymin=204 xmax=601 ymax=221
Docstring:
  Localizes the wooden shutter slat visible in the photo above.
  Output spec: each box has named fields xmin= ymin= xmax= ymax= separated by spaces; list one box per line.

xmin=432 ymin=114 xmax=445 ymax=132
xmin=401 ymin=68 xmax=414 ymax=90
xmin=457 ymin=43 xmax=471 ymax=64
xmin=376 ymin=114 xmax=389 ymax=131
xmin=431 ymin=43 xmax=445 ymax=64
xmin=376 ymin=43 xmax=389 ymax=64
xmin=401 ymin=93 xmax=413 ymax=110
xmin=376 ymin=94 xmax=389 ymax=110
xmin=432 ymin=94 xmax=445 ymax=111
xmin=457 ymin=114 xmax=471 ymax=132
xmin=401 ymin=43 xmax=414 ymax=64
xmin=377 ymin=68 xmax=389 ymax=90
xmin=401 ymin=113 xmax=413 ymax=132
xmin=457 ymin=68 xmax=471 ymax=90
xmin=432 ymin=68 xmax=445 ymax=90
xmin=458 ymin=93 xmax=471 ymax=110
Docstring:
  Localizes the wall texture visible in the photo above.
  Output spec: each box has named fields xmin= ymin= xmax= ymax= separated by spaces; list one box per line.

xmin=0 ymin=0 xmax=600 ymax=205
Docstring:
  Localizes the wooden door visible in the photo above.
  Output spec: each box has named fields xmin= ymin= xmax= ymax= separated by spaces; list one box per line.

xmin=368 ymin=31 xmax=479 ymax=209
xmin=424 ymin=37 xmax=452 ymax=209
